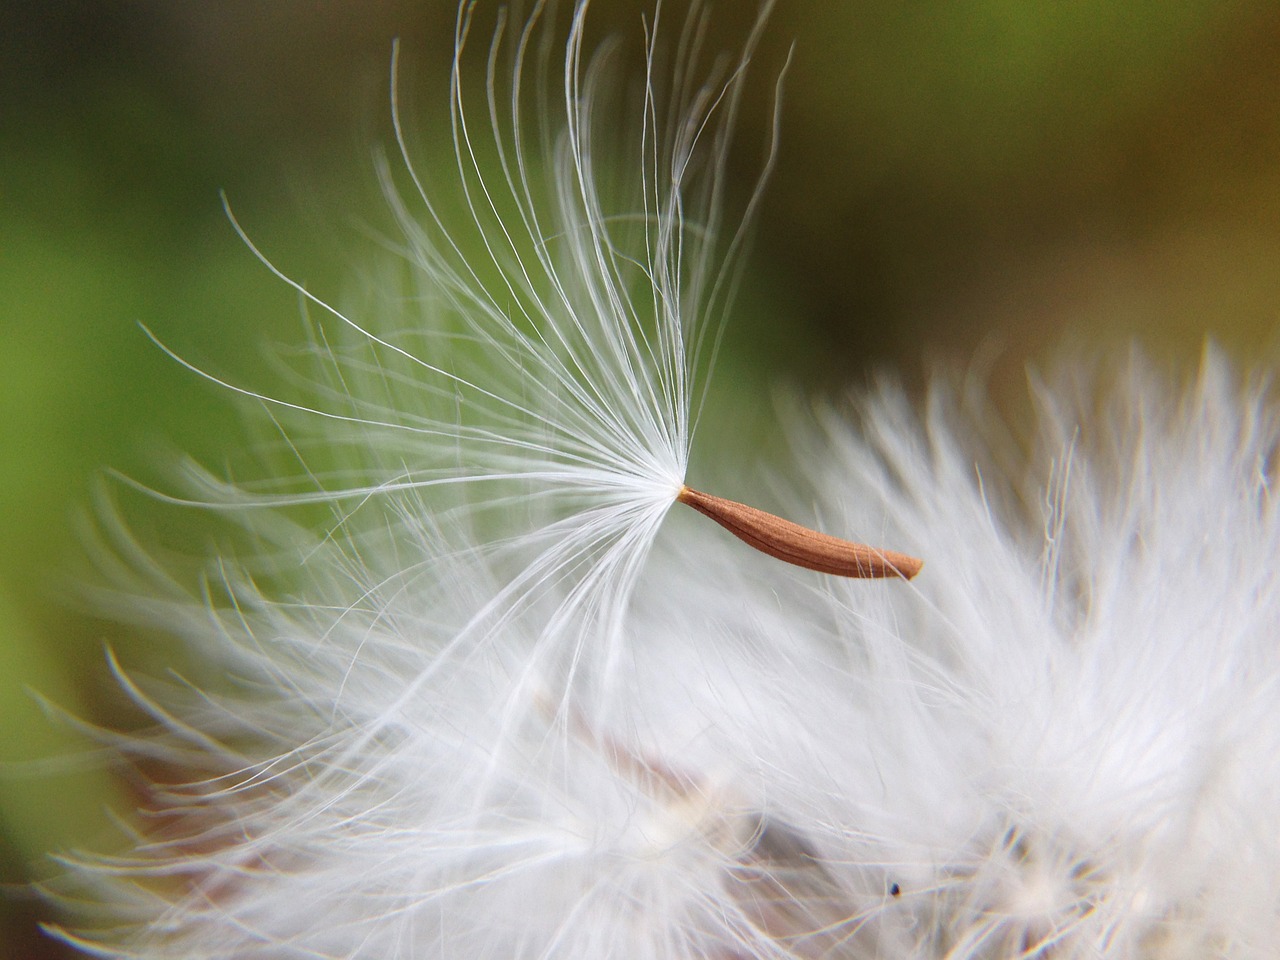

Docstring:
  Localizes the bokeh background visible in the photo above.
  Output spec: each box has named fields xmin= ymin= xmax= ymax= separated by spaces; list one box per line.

xmin=5 ymin=1 xmax=1280 ymax=954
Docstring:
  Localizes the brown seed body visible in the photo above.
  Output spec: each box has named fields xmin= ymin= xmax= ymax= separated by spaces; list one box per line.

xmin=676 ymin=486 xmax=923 ymax=580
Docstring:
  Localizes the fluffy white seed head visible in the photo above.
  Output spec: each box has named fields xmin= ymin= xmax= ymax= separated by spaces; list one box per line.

xmin=51 ymin=2 xmax=1280 ymax=959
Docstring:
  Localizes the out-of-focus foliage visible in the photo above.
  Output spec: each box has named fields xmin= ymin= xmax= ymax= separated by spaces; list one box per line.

xmin=4 ymin=1 xmax=1279 ymax=954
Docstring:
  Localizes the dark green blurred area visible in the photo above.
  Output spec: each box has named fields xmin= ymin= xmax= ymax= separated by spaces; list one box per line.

xmin=4 ymin=1 xmax=1280 ymax=954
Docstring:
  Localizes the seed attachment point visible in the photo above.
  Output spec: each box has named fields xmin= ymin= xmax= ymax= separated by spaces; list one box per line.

xmin=676 ymin=486 xmax=923 ymax=580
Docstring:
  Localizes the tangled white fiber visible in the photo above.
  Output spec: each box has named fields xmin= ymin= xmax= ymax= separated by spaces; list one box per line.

xmin=53 ymin=2 xmax=1280 ymax=958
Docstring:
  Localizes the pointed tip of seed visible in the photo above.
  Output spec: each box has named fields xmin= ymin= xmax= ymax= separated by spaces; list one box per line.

xmin=676 ymin=485 xmax=923 ymax=581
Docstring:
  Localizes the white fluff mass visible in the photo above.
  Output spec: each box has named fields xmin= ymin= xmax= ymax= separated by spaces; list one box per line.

xmin=56 ymin=2 xmax=1280 ymax=958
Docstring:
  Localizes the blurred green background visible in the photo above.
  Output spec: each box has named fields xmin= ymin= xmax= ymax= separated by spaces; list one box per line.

xmin=5 ymin=1 xmax=1280 ymax=954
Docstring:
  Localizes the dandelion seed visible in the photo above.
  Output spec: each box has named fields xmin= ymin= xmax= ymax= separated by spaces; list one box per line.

xmin=48 ymin=0 xmax=1280 ymax=957
xmin=676 ymin=485 xmax=923 ymax=579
